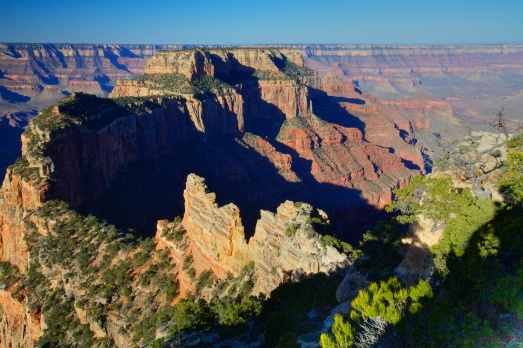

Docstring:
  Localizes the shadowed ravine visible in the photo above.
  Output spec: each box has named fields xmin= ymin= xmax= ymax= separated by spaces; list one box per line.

xmin=76 ymin=49 xmax=410 ymax=244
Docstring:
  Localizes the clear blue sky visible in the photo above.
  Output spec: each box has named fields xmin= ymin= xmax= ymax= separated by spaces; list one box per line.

xmin=1 ymin=0 xmax=522 ymax=44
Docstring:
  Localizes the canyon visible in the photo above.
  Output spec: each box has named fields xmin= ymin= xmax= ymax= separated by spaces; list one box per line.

xmin=0 ymin=44 xmax=521 ymax=346
xmin=303 ymin=44 xmax=523 ymax=132
xmin=2 ymin=44 xmax=523 ymax=174
xmin=0 ymin=43 xmax=181 ymax=172
xmin=0 ymin=47 xmax=420 ymax=346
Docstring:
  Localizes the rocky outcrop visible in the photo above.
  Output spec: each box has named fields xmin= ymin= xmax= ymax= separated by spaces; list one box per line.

xmin=0 ymin=291 xmax=42 ymax=348
xmin=144 ymin=48 xmax=304 ymax=80
xmin=157 ymin=174 xmax=348 ymax=295
xmin=182 ymin=174 xmax=250 ymax=276
xmin=14 ymin=89 xmax=246 ymax=211
xmin=249 ymin=200 xmax=347 ymax=294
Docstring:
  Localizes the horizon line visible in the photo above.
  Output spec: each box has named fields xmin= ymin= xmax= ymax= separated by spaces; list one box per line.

xmin=2 ymin=41 xmax=523 ymax=47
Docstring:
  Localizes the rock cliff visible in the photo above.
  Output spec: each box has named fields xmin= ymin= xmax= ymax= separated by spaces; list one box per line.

xmin=156 ymin=174 xmax=347 ymax=296
xmin=0 ymin=48 xmax=422 ymax=346
xmin=107 ymin=48 xmax=421 ymax=236
xmin=0 ymin=291 xmax=42 ymax=348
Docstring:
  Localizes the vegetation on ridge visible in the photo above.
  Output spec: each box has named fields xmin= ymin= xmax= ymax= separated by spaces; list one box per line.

xmin=2 ymin=199 xmax=265 ymax=347
xmin=133 ymin=72 xmax=233 ymax=99
xmin=30 ymin=92 xmax=174 ymax=132
xmin=134 ymin=72 xmax=192 ymax=94
xmin=318 ymin=131 xmax=523 ymax=347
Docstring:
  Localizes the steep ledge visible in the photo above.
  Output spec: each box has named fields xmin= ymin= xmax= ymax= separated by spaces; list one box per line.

xmin=17 ymin=89 xmax=247 ymax=212
xmin=157 ymin=174 xmax=348 ymax=295
xmin=182 ymin=174 xmax=250 ymax=276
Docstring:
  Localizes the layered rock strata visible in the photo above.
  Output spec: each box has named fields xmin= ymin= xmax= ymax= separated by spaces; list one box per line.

xmin=0 ymin=48 xmax=423 ymax=346
xmin=0 ymin=43 xmax=184 ymax=173
xmin=111 ymin=48 xmax=422 ymax=225
xmin=303 ymin=44 xmax=523 ymax=133
xmin=157 ymin=174 xmax=347 ymax=296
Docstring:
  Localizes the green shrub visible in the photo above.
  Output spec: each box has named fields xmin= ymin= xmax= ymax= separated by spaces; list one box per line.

xmin=182 ymin=254 xmax=193 ymax=270
xmin=285 ymin=224 xmax=298 ymax=236
xmin=320 ymin=314 xmax=355 ymax=348
xmin=187 ymin=268 xmax=196 ymax=281
xmin=350 ymin=277 xmax=432 ymax=325
xmin=196 ymin=270 xmax=215 ymax=292
xmin=135 ymin=73 xmax=192 ymax=93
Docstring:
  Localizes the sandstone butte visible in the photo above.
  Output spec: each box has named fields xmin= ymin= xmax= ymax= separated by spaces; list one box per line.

xmin=0 ymin=48 xmax=424 ymax=346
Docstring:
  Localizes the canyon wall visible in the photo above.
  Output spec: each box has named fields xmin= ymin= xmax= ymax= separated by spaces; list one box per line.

xmin=3 ymin=43 xmax=522 ymax=173
xmin=0 ymin=48 xmax=422 ymax=346
xmin=302 ymin=44 xmax=523 ymax=133
xmin=0 ymin=43 xmax=184 ymax=172
xmin=110 ymin=48 xmax=421 ymax=232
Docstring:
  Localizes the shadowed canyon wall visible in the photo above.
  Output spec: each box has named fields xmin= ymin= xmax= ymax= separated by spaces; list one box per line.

xmin=0 ymin=44 xmax=183 ymax=172
xmin=3 ymin=44 xmax=522 ymax=173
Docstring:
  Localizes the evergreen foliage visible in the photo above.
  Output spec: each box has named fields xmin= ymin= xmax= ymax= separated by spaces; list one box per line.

xmin=135 ymin=73 xmax=192 ymax=93
xmin=320 ymin=314 xmax=355 ymax=348
xmin=350 ymin=277 xmax=432 ymax=325
xmin=499 ymin=133 xmax=523 ymax=203
xmin=321 ymin=234 xmax=363 ymax=262
xmin=387 ymin=174 xmax=496 ymax=275
xmin=32 ymin=92 xmax=168 ymax=132
xmin=376 ymin=144 xmax=523 ymax=346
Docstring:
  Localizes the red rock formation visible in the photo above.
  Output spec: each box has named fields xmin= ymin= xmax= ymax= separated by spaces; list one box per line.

xmin=0 ymin=48 xmax=424 ymax=346
xmin=112 ymin=49 xmax=421 ymax=215
xmin=0 ymin=291 xmax=42 ymax=348
xmin=0 ymin=43 xmax=183 ymax=103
